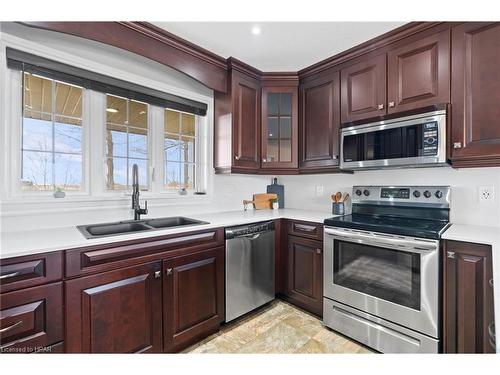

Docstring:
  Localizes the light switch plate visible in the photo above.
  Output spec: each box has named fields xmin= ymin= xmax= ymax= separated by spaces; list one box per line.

xmin=315 ymin=185 xmax=324 ymax=197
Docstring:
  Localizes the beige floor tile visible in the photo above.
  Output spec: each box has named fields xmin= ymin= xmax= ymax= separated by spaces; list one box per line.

xmin=236 ymin=322 xmax=310 ymax=354
xmin=294 ymin=339 xmax=329 ymax=353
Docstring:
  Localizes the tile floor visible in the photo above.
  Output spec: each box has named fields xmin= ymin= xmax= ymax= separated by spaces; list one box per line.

xmin=184 ymin=300 xmax=375 ymax=354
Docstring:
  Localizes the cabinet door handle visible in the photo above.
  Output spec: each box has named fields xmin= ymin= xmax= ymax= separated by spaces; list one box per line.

xmin=453 ymin=142 xmax=462 ymax=149
xmin=0 ymin=321 xmax=22 ymax=333
xmin=154 ymin=271 xmax=161 ymax=279
xmin=316 ymin=249 xmax=322 ymax=254
xmin=378 ymin=104 xmax=384 ymax=110
xmin=262 ymin=158 xmax=267 ymax=163
xmin=235 ymin=155 xmax=240 ymax=160
xmin=490 ymin=278 xmax=494 ymax=287
xmin=332 ymin=155 xmax=339 ymax=160
xmin=388 ymin=101 xmax=395 ymax=108
xmin=0 ymin=271 xmax=20 ymax=280
xmin=447 ymin=251 xmax=456 ymax=259
xmin=166 ymin=268 xmax=173 ymax=276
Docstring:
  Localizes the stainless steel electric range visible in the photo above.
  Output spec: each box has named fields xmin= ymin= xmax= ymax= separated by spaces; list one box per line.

xmin=323 ymin=185 xmax=451 ymax=353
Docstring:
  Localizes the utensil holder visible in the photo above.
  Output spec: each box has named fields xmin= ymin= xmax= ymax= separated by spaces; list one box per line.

xmin=332 ymin=202 xmax=345 ymax=215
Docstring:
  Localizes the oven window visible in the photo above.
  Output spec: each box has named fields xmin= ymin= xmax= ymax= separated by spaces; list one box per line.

xmin=334 ymin=240 xmax=421 ymax=310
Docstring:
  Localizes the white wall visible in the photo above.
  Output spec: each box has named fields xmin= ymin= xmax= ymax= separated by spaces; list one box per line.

xmin=279 ymin=167 xmax=500 ymax=227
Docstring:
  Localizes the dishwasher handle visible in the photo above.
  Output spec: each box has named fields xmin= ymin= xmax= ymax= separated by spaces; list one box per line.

xmin=225 ymin=221 xmax=275 ymax=239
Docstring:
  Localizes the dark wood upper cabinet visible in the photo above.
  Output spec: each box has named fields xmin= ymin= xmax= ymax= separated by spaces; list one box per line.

xmin=65 ymin=262 xmax=163 ymax=353
xmin=285 ymin=235 xmax=323 ymax=317
xmin=450 ymin=22 xmax=500 ymax=167
xmin=163 ymin=247 xmax=224 ymax=353
xmin=387 ymin=29 xmax=450 ymax=114
xmin=443 ymin=240 xmax=495 ymax=353
xmin=214 ymin=66 xmax=261 ymax=174
xmin=341 ymin=54 xmax=387 ymax=123
xmin=261 ymin=86 xmax=299 ymax=170
xmin=299 ymin=72 xmax=341 ymax=172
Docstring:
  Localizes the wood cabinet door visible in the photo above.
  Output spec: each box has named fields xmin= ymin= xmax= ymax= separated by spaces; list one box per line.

xmin=163 ymin=247 xmax=224 ymax=353
xmin=450 ymin=22 xmax=500 ymax=166
xmin=387 ymin=29 xmax=450 ymax=114
xmin=299 ymin=72 xmax=341 ymax=171
xmin=341 ymin=54 xmax=387 ymax=123
xmin=261 ymin=86 xmax=298 ymax=170
xmin=0 ymin=282 xmax=63 ymax=353
xmin=231 ymin=72 xmax=261 ymax=171
xmin=286 ymin=235 xmax=323 ymax=317
xmin=443 ymin=240 xmax=495 ymax=353
xmin=65 ymin=262 xmax=162 ymax=353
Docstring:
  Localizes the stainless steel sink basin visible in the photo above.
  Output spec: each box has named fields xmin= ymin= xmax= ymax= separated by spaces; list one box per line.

xmin=77 ymin=217 xmax=209 ymax=239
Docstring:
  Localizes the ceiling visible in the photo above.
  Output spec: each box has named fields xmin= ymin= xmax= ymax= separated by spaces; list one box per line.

xmin=153 ymin=22 xmax=406 ymax=71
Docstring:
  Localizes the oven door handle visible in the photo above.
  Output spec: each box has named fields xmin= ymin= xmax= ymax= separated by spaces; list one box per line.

xmin=324 ymin=227 xmax=438 ymax=253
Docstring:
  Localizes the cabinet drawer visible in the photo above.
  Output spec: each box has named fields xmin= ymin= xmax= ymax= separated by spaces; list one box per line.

xmin=0 ymin=252 xmax=63 ymax=294
xmin=66 ymin=229 xmax=224 ymax=277
xmin=0 ymin=282 xmax=63 ymax=353
xmin=287 ymin=220 xmax=323 ymax=240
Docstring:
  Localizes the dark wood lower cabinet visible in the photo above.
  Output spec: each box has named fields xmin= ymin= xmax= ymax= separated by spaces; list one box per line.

xmin=443 ymin=240 xmax=495 ymax=353
xmin=163 ymin=247 xmax=224 ymax=353
xmin=284 ymin=235 xmax=323 ymax=317
xmin=65 ymin=262 xmax=163 ymax=353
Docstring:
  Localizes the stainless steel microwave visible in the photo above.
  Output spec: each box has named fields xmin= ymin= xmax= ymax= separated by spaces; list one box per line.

xmin=340 ymin=109 xmax=448 ymax=170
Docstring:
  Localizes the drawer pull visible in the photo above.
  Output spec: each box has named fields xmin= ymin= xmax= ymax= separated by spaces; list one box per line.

xmin=0 ymin=271 xmax=21 ymax=280
xmin=295 ymin=224 xmax=316 ymax=232
xmin=166 ymin=268 xmax=173 ymax=276
xmin=154 ymin=271 xmax=161 ymax=279
xmin=447 ymin=251 xmax=455 ymax=259
xmin=0 ymin=320 xmax=22 ymax=333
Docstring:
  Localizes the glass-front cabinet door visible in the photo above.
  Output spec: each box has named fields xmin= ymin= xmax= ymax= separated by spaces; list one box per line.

xmin=261 ymin=86 xmax=298 ymax=170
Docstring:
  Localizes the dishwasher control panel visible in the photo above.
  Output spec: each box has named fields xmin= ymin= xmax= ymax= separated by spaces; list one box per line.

xmin=225 ymin=221 xmax=275 ymax=239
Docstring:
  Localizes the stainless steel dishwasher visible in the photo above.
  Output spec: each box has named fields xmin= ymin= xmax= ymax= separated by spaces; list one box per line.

xmin=225 ymin=221 xmax=275 ymax=322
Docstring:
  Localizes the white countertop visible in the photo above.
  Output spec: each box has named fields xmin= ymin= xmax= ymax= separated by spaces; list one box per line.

xmin=442 ymin=224 xmax=500 ymax=353
xmin=0 ymin=208 xmax=333 ymax=259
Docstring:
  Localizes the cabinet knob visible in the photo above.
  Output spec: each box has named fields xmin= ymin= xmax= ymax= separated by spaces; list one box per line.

xmin=154 ymin=271 xmax=161 ymax=279
xmin=316 ymin=249 xmax=322 ymax=254
xmin=447 ymin=251 xmax=456 ymax=259
xmin=166 ymin=268 xmax=173 ymax=275
xmin=490 ymin=278 xmax=494 ymax=287
xmin=235 ymin=155 xmax=240 ymax=161
xmin=453 ymin=142 xmax=462 ymax=149
xmin=378 ymin=104 xmax=384 ymax=110
xmin=262 ymin=158 xmax=267 ymax=163
xmin=388 ymin=101 xmax=395 ymax=108
xmin=332 ymin=155 xmax=339 ymax=160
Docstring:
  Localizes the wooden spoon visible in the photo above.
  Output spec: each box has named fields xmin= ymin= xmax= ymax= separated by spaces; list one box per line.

xmin=333 ymin=191 xmax=342 ymax=203
xmin=342 ymin=193 xmax=350 ymax=202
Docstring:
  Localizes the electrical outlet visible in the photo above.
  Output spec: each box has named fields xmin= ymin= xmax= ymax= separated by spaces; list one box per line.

xmin=315 ymin=185 xmax=324 ymax=197
xmin=479 ymin=186 xmax=495 ymax=203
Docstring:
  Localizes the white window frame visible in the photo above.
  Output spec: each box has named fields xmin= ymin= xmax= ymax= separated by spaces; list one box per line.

xmin=0 ymin=34 xmax=213 ymax=207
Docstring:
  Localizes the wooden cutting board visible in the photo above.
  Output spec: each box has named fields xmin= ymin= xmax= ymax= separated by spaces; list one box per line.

xmin=243 ymin=193 xmax=277 ymax=210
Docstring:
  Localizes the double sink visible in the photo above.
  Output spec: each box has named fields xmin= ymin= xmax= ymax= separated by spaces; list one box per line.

xmin=77 ymin=216 xmax=209 ymax=239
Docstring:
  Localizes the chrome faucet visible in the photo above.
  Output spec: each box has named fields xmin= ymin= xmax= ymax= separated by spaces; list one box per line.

xmin=132 ymin=164 xmax=148 ymax=220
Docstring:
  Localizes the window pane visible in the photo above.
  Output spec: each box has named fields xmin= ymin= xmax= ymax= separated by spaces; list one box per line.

xmin=181 ymin=113 xmax=195 ymax=137
xmin=21 ymin=151 xmax=53 ymax=191
xmin=181 ymin=163 xmax=195 ymax=190
xmin=129 ymin=159 xmax=148 ymax=190
xmin=267 ymin=118 xmax=279 ymax=162
xmin=24 ymin=73 xmax=52 ymax=113
xmin=106 ymin=95 xmax=127 ymax=125
xmin=106 ymin=124 xmax=127 ymax=158
xmin=54 ymin=153 xmax=82 ymax=191
xmin=165 ymin=135 xmax=180 ymax=162
xmin=129 ymin=127 xmax=148 ymax=159
xmin=129 ymin=100 xmax=148 ymax=129
xmin=54 ymin=118 xmax=82 ymax=154
xmin=55 ymin=81 xmax=82 ymax=118
xmin=165 ymin=162 xmax=180 ymax=190
xmin=165 ymin=109 xmax=180 ymax=134
xmin=22 ymin=116 xmax=52 ymax=151
xmin=180 ymin=136 xmax=195 ymax=163
xmin=280 ymin=93 xmax=292 ymax=116
xmin=268 ymin=93 xmax=279 ymax=116
xmin=105 ymin=157 xmax=128 ymax=190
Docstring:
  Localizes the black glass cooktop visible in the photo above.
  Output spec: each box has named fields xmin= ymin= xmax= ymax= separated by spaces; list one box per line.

xmin=324 ymin=214 xmax=449 ymax=240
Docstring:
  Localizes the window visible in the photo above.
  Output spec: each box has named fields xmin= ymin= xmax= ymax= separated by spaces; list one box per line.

xmin=105 ymin=94 xmax=149 ymax=190
xmin=21 ymin=72 xmax=84 ymax=191
xmin=164 ymin=109 xmax=196 ymax=191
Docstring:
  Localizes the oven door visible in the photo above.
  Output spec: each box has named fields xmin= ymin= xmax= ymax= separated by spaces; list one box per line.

xmin=324 ymin=227 xmax=440 ymax=338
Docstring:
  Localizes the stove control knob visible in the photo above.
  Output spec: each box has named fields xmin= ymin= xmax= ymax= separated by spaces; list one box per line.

xmin=355 ymin=189 xmax=362 ymax=196
xmin=423 ymin=190 xmax=432 ymax=198
xmin=435 ymin=190 xmax=443 ymax=199
xmin=413 ymin=190 xmax=421 ymax=198
xmin=363 ymin=189 xmax=370 ymax=197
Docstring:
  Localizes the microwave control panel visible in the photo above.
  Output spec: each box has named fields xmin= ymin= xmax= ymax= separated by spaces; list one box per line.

xmin=422 ymin=121 xmax=438 ymax=156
